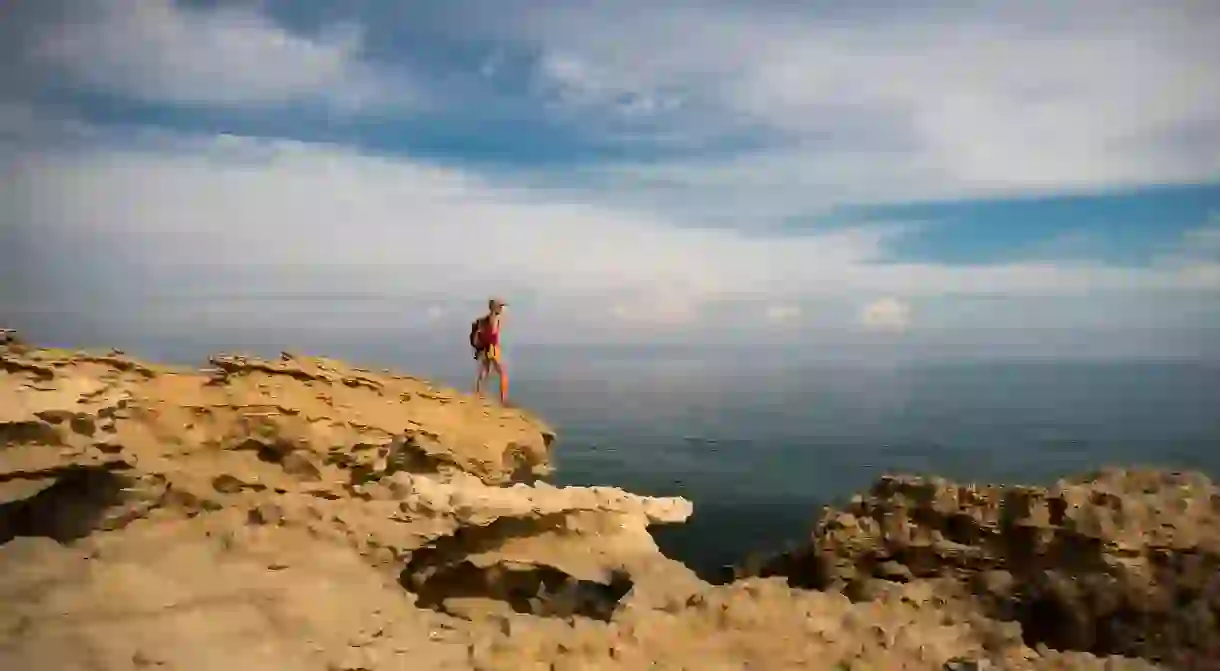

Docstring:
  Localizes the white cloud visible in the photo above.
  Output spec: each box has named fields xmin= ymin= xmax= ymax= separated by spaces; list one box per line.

xmin=3 ymin=2 xmax=1216 ymax=359
xmin=1181 ymin=213 xmax=1220 ymax=257
xmin=764 ymin=304 xmax=801 ymax=325
xmin=27 ymin=0 xmax=412 ymax=111
xmin=1151 ymin=214 xmax=1220 ymax=289
xmin=424 ymin=306 xmax=448 ymax=323
xmin=484 ymin=1 xmax=1220 ymax=217
xmin=860 ymin=298 xmax=912 ymax=334
xmin=610 ymin=296 xmax=699 ymax=327
xmin=4 ymin=128 xmax=1218 ymax=346
xmin=9 ymin=1 xmax=1216 ymax=227
xmin=536 ymin=52 xmax=684 ymax=121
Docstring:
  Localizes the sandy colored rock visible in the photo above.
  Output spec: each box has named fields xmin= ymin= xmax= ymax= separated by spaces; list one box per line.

xmin=0 ymin=340 xmax=700 ymax=669
xmin=0 ymin=346 xmax=554 ymax=486
xmin=754 ymin=469 xmax=1220 ymax=666
xmin=0 ymin=526 xmax=474 ymax=671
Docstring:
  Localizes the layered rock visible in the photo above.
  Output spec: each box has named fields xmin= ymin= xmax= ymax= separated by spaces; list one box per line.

xmin=0 ymin=335 xmax=1181 ymax=670
xmin=754 ymin=470 xmax=1220 ymax=667
xmin=0 ymin=341 xmax=688 ymax=665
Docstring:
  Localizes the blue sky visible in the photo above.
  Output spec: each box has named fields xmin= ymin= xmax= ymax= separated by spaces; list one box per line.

xmin=3 ymin=0 xmax=1220 ymax=359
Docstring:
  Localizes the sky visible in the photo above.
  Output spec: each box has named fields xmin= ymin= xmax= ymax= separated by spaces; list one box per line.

xmin=3 ymin=0 xmax=1220 ymax=363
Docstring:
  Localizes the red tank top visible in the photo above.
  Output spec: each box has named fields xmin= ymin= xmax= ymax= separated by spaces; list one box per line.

xmin=481 ymin=317 xmax=499 ymax=346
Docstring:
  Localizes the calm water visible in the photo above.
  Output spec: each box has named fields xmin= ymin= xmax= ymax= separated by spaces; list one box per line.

xmin=495 ymin=355 xmax=1220 ymax=578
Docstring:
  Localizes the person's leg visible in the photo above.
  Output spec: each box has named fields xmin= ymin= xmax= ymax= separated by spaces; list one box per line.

xmin=491 ymin=359 xmax=509 ymax=404
xmin=474 ymin=354 xmax=489 ymax=396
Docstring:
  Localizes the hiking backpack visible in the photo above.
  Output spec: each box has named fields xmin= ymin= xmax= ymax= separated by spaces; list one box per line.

xmin=469 ymin=317 xmax=487 ymax=351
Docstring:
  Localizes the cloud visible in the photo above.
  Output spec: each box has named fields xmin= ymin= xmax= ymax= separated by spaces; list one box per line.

xmin=3 ymin=126 xmax=1219 ymax=349
xmin=1181 ymin=213 xmax=1220 ymax=258
xmin=764 ymin=304 xmax=801 ymax=325
xmin=5 ymin=1 xmax=1216 ymax=230
xmin=860 ymin=298 xmax=912 ymax=334
xmin=2 ymin=1 xmax=1218 ymax=361
xmin=535 ymin=52 xmax=684 ymax=121
xmin=476 ymin=0 xmax=1220 ymax=219
xmin=424 ymin=305 xmax=448 ymax=323
xmin=24 ymin=0 xmax=413 ymax=112
xmin=1153 ymin=213 xmax=1220 ymax=287
xmin=610 ymin=297 xmax=699 ymax=327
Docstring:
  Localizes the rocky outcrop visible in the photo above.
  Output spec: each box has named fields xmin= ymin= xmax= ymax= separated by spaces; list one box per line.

xmin=753 ymin=470 xmax=1220 ymax=668
xmin=0 ymin=341 xmax=688 ymax=665
xmin=0 ymin=334 xmax=1182 ymax=670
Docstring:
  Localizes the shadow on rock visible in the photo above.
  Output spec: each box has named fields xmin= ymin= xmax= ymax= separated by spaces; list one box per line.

xmin=401 ymin=557 xmax=633 ymax=622
xmin=0 ymin=464 xmax=136 ymax=545
xmin=400 ymin=514 xmax=635 ymax=621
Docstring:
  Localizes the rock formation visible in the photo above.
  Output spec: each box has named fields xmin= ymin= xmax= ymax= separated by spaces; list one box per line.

xmin=753 ymin=471 xmax=1220 ymax=669
xmin=0 ymin=334 xmax=1186 ymax=669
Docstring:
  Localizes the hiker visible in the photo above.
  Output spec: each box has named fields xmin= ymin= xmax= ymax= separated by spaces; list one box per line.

xmin=470 ymin=298 xmax=509 ymax=405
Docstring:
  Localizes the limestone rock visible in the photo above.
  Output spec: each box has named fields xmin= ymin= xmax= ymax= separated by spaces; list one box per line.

xmin=0 ymin=342 xmax=697 ymax=669
xmin=0 ymin=524 xmax=474 ymax=671
xmin=752 ymin=469 xmax=1220 ymax=665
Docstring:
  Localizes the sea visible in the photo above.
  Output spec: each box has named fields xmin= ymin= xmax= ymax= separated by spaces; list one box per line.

xmin=481 ymin=348 xmax=1220 ymax=579
xmin=62 ymin=335 xmax=1220 ymax=580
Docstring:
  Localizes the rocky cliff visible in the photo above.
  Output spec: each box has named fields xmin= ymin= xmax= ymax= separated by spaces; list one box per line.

xmin=0 ymin=333 xmax=1199 ymax=670
xmin=750 ymin=471 xmax=1220 ymax=669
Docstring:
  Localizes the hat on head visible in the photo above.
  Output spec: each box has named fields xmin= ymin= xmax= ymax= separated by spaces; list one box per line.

xmin=489 ymin=297 xmax=507 ymax=308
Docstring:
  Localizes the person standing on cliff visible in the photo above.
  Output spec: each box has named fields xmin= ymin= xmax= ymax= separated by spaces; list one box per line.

xmin=470 ymin=298 xmax=509 ymax=405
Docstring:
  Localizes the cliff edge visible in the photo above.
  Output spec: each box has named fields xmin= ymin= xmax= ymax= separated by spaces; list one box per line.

xmin=0 ymin=333 xmax=1195 ymax=670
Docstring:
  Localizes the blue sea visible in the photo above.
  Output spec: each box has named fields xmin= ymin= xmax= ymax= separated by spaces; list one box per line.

xmin=489 ymin=350 xmax=1220 ymax=578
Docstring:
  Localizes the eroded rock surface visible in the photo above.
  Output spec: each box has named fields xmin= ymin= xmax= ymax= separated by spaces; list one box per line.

xmin=754 ymin=470 xmax=1220 ymax=668
xmin=0 ymin=335 xmax=1183 ymax=670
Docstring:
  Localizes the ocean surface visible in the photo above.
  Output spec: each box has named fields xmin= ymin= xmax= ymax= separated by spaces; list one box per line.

xmin=468 ymin=352 xmax=1220 ymax=578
